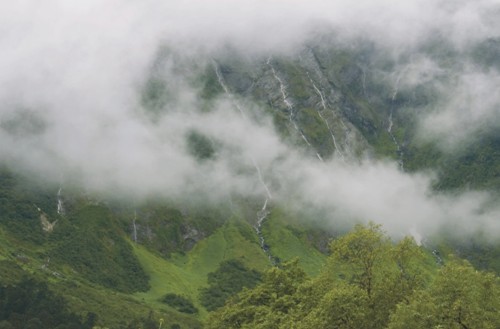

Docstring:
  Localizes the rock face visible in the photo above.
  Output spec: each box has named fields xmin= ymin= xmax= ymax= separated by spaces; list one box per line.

xmin=128 ymin=39 xmax=425 ymax=259
xmin=40 ymin=212 xmax=57 ymax=233
xmin=206 ymin=44 xmax=393 ymax=163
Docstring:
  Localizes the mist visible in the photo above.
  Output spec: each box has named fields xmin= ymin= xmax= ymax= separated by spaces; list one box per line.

xmin=1 ymin=0 xmax=499 ymax=240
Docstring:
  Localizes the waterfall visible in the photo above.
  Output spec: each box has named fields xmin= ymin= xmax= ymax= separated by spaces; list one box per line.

xmin=432 ymin=249 xmax=443 ymax=266
xmin=213 ymin=61 xmax=275 ymax=263
xmin=213 ymin=61 xmax=247 ymax=120
xmin=266 ymin=57 xmax=293 ymax=112
xmin=266 ymin=57 xmax=316 ymax=152
xmin=302 ymin=48 xmax=352 ymax=157
xmin=387 ymin=69 xmax=406 ymax=169
xmin=132 ymin=210 xmax=138 ymax=243
xmin=254 ymin=198 xmax=275 ymax=263
xmin=57 ymin=187 xmax=65 ymax=215
xmin=308 ymin=73 xmax=346 ymax=162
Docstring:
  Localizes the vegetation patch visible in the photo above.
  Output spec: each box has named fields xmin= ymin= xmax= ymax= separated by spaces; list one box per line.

xmin=0 ymin=278 xmax=87 ymax=329
xmin=262 ymin=208 xmax=327 ymax=276
xmin=200 ymin=259 xmax=262 ymax=311
xmin=161 ymin=294 xmax=198 ymax=314
xmin=206 ymin=224 xmax=499 ymax=329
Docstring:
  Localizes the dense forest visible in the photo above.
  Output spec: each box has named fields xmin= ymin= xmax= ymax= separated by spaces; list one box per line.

xmin=206 ymin=224 xmax=500 ymax=329
xmin=0 ymin=279 xmax=88 ymax=329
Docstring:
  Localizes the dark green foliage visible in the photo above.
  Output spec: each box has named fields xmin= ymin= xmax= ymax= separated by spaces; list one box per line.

xmin=0 ymin=169 xmax=51 ymax=244
xmin=133 ymin=202 xmax=227 ymax=257
xmin=161 ymin=294 xmax=198 ymax=314
xmin=388 ymin=259 xmax=500 ymax=329
xmin=206 ymin=224 xmax=499 ymax=329
xmin=205 ymin=259 xmax=307 ymax=329
xmin=0 ymin=278 xmax=84 ymax=329
xmin=405 ymin=131 xmax=500 ymax=191
xmin=136 ymin=206 xmax=185 ymax=255
xmin=438 ymin=233 xmax=500 ymax=274
xmin=129 ymin=205 xmax=190 ymax=256
xmin=437 ymin=133 xmax=500 ymax=190
xmin=199 ymin=259 xmax=262 ymax=311
xmin=50 ymin=205 xmax=149 ymax=293
xmin=186 ymin=130 xmax=215 ymax=161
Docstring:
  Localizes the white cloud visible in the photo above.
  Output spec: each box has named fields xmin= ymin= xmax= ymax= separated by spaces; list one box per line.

xmin=419 ymin=69 xmax=500 ymax=149
xmin=0 ymin=0 xmax=499 ymax=240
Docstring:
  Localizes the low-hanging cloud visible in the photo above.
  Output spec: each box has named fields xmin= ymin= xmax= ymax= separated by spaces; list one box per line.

xmin=1 ymin=0 xmax=500 ymax=240
xmin=419 ymin=68 xmax=500 ymax=149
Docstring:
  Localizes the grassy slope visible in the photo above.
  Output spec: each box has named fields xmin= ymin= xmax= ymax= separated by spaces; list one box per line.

xmin=0 ymin=219 xmax=271 ymax=327
xmin=0 ymin=227 xmax=200 ymax=328
xmin=133 ymin=219 xmax=271 ymax=319
xmin=262 ymin=208 xmax=327 ymax=276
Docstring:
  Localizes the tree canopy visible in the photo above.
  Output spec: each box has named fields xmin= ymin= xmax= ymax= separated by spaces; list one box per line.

xmin=205 ymin=223 xmax=500 ymax=329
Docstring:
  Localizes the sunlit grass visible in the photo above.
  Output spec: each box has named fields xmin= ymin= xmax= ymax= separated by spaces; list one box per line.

xmin=132 ymin=219 xmax=270 ymax=318
xmin=262 ymin=209 xmax=327 ymax=276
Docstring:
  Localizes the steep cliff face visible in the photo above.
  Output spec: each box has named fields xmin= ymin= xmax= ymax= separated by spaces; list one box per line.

xmin=195 ymin=37 xmax=500 ymax=192
xmin=209 ymin=47 xmax=376 ymax=162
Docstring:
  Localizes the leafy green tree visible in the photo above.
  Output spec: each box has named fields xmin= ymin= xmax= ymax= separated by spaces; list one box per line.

xmin=296 ymin=283 xmax=369 ymax=329
xmin=161 ymin=294 xmax=198 ymax=314
xmin=206 ymin=223 xmax=497 ymax=329
xmin=303 ymin=223 xmax=426 ymax=329
xmin=205 ymin=259 xmax=306 ymax=329
xmin=329 ymin=222 xmax=390 ymax=299
xmin=0 ymin=278 xmax=84 ymax=329
xmin=388 ymin=259 xmax=500 ymax=329
xmin=200 ymin=259 xmax=262 ymax=311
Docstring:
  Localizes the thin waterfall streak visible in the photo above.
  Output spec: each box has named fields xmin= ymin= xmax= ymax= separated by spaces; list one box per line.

xmin=214 ymin=61 xmax=272 ymax=199
xmin=255 ymin=197 xmax=275 ymax=264
xmin=308 ymin=73 xmax=346 ymax=162
xmin=57 ymin=187 xmax=64 ymax=215
xmin=214 ymin=59 xmax=277 ymax=264
xmin=267 ymin=57 xmax=316 ymax=150
xmin=132 ymin=210 xmax=138 ymax=243
xmin=213 ymin=60 xmax=247 ymax=120
xmin=251 ymin=157 xmax=272 ymax=200
xmin=387 ymin=68 xmax=407 ymax=169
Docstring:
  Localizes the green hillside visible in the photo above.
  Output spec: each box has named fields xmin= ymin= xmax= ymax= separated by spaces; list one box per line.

xmin=1 ymin=11 xmax=500 ymax=328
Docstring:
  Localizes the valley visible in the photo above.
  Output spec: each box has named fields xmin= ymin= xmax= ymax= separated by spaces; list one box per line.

xmin=1 ymin=1 xmax=500 ymax=328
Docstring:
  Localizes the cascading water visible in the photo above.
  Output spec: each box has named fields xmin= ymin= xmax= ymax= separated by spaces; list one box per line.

xmin=254 ymin=198 xmax=275 ymax=264
xmin=301 ymin=48 xmax=353 ymax=158
xmin=432 ymin=249 xmax=444 ymax=266
xmin=307 ymin=73 xmax=346 ymax=162
xmin=213 ymin=61 xmax=275 ymax=263
xmin=213 ymin=61 xmax=247 ymax=120
xmin=132 ymin=210 xmax=138 ymax=243
xmin=57 ymin=187 xmax=65 ymax=216
xmin=387 ymin=70 xmax=406 ymax=169
xmin=266 ymin=57 xmax=321 ymax=160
